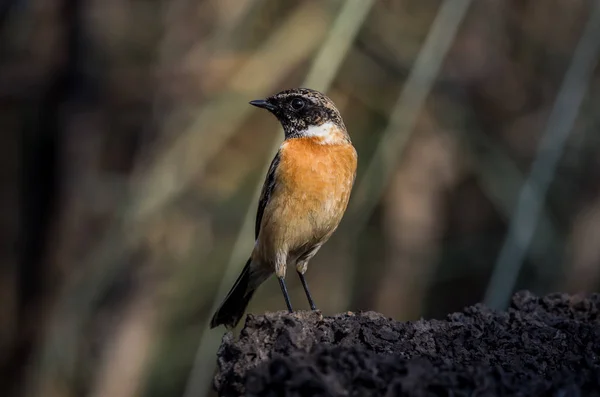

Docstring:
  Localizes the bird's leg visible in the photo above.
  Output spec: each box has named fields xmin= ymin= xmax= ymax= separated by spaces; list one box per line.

xmin=297 ymin=271 xmax=317 ymax=311
xmin=278 ymin=277 xmax=293 ymax=312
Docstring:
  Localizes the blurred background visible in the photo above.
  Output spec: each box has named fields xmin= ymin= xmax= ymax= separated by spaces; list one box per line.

xmin=2 ymin=0 xmax=600 ymax=396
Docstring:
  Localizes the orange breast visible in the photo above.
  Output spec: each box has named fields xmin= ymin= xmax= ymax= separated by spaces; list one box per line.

xmin=255 ymin=137 xmax=357 ymax=263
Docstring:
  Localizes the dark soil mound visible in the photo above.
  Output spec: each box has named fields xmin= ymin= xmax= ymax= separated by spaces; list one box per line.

xmin=213 ymin=291 xmax=600 ymax=396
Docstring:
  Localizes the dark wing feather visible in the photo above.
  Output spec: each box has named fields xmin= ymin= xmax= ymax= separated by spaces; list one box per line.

xmin=255 ymin=151 xmax=281 ymax=239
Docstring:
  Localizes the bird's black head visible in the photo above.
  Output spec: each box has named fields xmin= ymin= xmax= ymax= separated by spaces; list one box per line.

xmin=249 ymin=88 xmax=347 ymax=139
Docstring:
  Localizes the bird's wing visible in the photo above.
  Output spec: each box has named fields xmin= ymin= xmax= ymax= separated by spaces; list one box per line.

xmin=255 ymin=151 xmax=281 ymax=240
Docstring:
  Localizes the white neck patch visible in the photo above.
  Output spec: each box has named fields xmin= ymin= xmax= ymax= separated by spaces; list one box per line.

xmin=303 ymin=121 xmax=344 ymax=144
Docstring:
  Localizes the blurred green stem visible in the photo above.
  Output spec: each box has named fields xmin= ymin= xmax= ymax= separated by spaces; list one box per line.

xmin=483 ymin=0 xmax=600 ymax=309
xmin=345 ymin=0 xmax=473 ymax=311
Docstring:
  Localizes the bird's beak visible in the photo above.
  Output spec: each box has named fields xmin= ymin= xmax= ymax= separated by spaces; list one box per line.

xmin=249 ymin=99 xmax=278 ymax=111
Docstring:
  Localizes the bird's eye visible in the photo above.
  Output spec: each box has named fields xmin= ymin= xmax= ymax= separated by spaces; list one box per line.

xmin=290 ymin=98 xmax=305 ymax=110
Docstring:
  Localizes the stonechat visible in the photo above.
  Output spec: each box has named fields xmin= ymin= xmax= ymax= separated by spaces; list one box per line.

xmin=210 ymin=88 xmax=357 ymax=329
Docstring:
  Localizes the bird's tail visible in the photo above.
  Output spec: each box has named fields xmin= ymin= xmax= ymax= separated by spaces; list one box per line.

xmin=210 ymin=258 xmax=261 ymax=329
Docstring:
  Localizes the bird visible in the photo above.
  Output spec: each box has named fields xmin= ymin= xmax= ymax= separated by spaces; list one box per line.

xmin=210 ymin=87 xmax=358 ymax=329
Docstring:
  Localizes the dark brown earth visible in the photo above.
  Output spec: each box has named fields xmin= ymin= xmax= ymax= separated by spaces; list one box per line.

xmin=213 ymin=291 xmax=600 ymax=397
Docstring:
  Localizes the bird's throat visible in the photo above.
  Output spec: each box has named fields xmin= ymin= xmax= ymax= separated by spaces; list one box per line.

xmin=301 ymin=122 xmax=348 ymax=145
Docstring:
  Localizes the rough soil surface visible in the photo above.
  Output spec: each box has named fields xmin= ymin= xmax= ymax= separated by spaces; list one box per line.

xmin=213 ymin=291 xmax=600 ymax=396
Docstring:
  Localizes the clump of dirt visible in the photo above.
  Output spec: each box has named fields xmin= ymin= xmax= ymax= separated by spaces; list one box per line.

xmin=214 ymin=291 xmax=600 ymax=396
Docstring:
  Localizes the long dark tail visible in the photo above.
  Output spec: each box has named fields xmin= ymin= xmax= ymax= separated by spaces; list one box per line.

xmin=210 ymin=258 xmax=257 ymax=329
